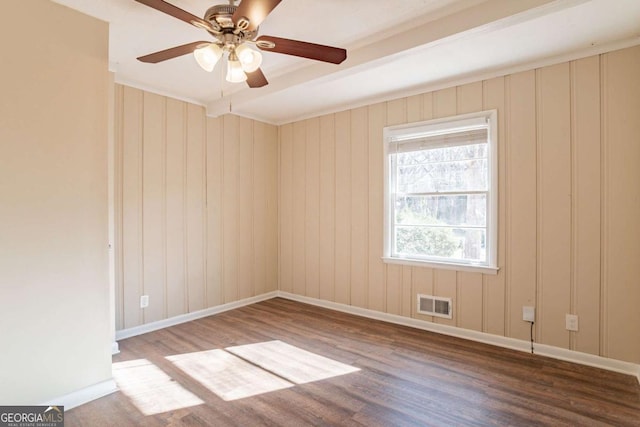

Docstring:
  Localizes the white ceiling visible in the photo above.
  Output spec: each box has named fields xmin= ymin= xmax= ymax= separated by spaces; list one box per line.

xmin=53 ymin=0 xmax=640 ymax=124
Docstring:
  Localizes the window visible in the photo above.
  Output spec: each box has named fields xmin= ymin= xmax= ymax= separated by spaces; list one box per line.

xmin=383 ymin=110 xmax=498 ymax=273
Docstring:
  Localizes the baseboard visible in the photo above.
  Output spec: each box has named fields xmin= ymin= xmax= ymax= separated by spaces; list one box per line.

xmin=276 ymin=291 xmax=640 ymax=383
xmin=116 ymin=291 xmax=278 ymax=341
xmin=41 ymin=379 xmax=117 ymax=411
xmin=533 ymin=342 xmax=640 ymax=382
xmin=112 ymin=290 xmax=639 ymax=384
xmin=111 ymin=341 xmax=120 ymax=355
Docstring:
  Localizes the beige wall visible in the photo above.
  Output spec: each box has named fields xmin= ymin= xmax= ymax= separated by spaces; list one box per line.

xmin=114 ymin=46 xmax=639 ymax=366
xmin=0 ymin=1 xmax=111 ymax=403
xmin=279 ymin=46 xmax=640 ymax=365
xmin=114 ymin=86 xmax=278 ymax=329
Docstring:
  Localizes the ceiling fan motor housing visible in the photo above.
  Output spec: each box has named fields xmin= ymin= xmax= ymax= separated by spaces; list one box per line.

xmin=205 ymin=4 xmax=257 ymax=39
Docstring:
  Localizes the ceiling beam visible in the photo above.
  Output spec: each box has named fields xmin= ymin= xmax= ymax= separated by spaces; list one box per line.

xmin=206 ymin=0 xmax=582 ymax=118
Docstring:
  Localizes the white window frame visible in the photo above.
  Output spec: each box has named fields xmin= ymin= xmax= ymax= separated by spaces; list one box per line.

xmin=383 ymin=109 xmax=498 ymax=274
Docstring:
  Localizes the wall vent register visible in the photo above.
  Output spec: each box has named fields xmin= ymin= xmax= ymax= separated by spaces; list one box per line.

xmin=417 ymin=294 xmax=452 ymax=319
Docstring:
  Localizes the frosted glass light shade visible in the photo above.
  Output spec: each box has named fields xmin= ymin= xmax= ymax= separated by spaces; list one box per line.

xmin=194 ymin=44 xmax=222 ymax=72
xmin=226 ymin=52 xmax=247 ymax=83
xmin=235 ymin=43 xmax=262 ymax=72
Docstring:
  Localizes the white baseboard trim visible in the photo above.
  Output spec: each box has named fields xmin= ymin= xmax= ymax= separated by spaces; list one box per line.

xmin=115 ymin=291 xmax=278 ymax=341
xmin=41 ymin=379 xmax=118 ymax=411
xmin=111 ymin=290 xmax=640 ymax=384
xmin=276 ymin=291 xmax=640 ymax=383
xmin=111 ymin=341 xmax=120 ymax=355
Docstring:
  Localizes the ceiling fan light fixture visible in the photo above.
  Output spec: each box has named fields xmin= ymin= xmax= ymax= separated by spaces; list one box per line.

xmin=134 ymin=0 xmax=348 ymax=88
xmin=235 ymin=43 xmax=262 ymax=73
xmin=194 ymin=43 xmax=223 ymax=72
xmin=226 ymin=51 xmax=247 ymax=83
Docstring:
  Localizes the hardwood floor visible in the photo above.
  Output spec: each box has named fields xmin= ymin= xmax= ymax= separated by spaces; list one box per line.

xmin=67 ymin=298 xmax=640 ymax=426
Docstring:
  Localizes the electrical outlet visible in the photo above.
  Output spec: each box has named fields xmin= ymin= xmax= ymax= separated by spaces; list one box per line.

xmin=523 ymin=306 xmax=535 ymax=322
xmin=566 ymin=314 xmax=578 ymax=331
xmin=140 ymin=295 xmax=149 ymax=308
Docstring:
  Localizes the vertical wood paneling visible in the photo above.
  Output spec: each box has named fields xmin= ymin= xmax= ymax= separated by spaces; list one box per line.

xmin=406 ymin=95 xmax=423 ymax=122
xmin=457 ymin=82 xmax=483 ymax=114
xmin=386 ymin=263 xmax=402 ymax=315
xmin=305 ymin=118 xmax=321 ymax=298
xmin=571 ymin=56 xmax=601 ymax=355
xmin=222 ymin=114 xmax=239 ymax=303
xmin=600 ymin=54 xmax=609 ymax=358
xmin=114 ymin=85 xmax=124 ymax=330
xmin=186 ymin=104 xmax=206 ymax=311
xmin=253 ymin=121 xmax=267 ymax=297
xmin=458 ymin=272 xmax=483 ymax=331
xmin=319 ymin=115 xmax=336 ymax=301
xmin=434 ymin=270 xmax=457 ymax=326
xmin=350 ymin=107 xmax=368 ymax=308
xmin=422 ymin=92 xmax=434 ymax=120
xmin=386 ymin=99 xmax=406 ymax=125
xmin=279 ymin=124 xmax=293 ymax=293
xmin=265 ymin=124 xmax=279 ymax=292
xmin=116 ymin=86 xmax=278 ymax=330
xmin=206 ymin=116 xmax=223 ymax=307
xmin=412 ymin=267 xmax=434 ymax=322
xmin=292 ymin=121 xmax=306 ymax=296
xmin=433 ymin=87 xmax=457 ymax=118
xmin=401 ymin=266 xmax=412 ymax=317
xmin=367 ymin=103 xmax=385 ymax=312
xmin=121 ymin=86 xmax=143 ymax=328
xmin=165 ymin=99 xmax=187 ymax=317
xmin=603 ymin=46 xmax=640 ymax=363
xmin=237 ymin=117 xmax=254 ymax=299
xmin=334 ymin=111 xmax=351 ymax=304
xmin=142 ymin=92 xmax=166 ymax=323
xmin=537 ymin=63 xmax=572 ymax=348
xmin=482 ymin=76 xmax=506 ymax=336
xmin=506 ymin=71 xmax=537 ymax=340
xmin=115 ymin=47 xmax=640 ymax=366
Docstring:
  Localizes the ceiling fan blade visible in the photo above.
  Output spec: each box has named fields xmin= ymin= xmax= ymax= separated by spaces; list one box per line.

xmin=246 ymin=68 xmax=269 ymax=88
xmin=256 ymin=36 xmax=347 ymax=64
xmin=233 ymin=0 xmax=282 ymax=31
xmin=138 ymin=41 xmax=209 ymax=63
xmin=135 ymin=0 xmax=212 ymax=31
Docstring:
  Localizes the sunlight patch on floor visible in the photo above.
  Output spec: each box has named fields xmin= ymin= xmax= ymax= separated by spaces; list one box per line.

xmin=166 ymin=349 xmax=294 ymax=401
xmin=226 ymin=340 xmax=360 ymax=384
xmin=112 ymin=359 xmax=204 ymax=415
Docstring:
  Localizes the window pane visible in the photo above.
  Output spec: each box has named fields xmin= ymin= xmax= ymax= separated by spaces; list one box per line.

xmin=395 ymin=143 xmax=487 ymax=193
xmin=395 ymin=194 xmax=486 ymax=227
xmin=395 ymin=226 xmax=486 ymax=262
xmin=384 ymin=110 xmax=497 ymax=269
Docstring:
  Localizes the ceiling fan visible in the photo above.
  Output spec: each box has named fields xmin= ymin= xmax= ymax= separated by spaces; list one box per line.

xmin=134 ymin=0 xmax=348 ymax=88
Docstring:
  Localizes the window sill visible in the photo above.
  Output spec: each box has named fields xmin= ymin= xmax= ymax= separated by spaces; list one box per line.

xmin=382 ymin=257 xmax=499 ymax=275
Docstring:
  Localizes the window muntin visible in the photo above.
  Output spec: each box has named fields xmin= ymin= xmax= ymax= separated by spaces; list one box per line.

xmin=384 ymin=110 xmax=497 ymax=271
